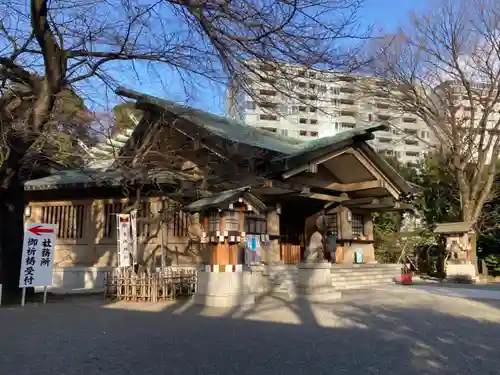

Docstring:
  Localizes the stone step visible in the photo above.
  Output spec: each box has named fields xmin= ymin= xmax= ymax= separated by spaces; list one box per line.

xmin=334 ymin=282 xmax=393 ymax=290
xmin=333 ymin=279 xmax=395 ymax=290
xmin=334 ymin=281 xmax=395 ymax=287
xmin=331 ymin=267 xmax=402 ymax=274
xmin=331 ymin=274 xmax=399 ymax=281
xmin=331 ymin=263 xmax=401 ymax=269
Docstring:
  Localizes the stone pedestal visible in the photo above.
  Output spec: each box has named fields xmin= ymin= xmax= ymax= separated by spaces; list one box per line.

xmin=446 ymin=262 xmax=479 ymax=283
xmin=193 ymin=268 xmax=264 ymax=308
xmin=297 ymin=261 xmax=341 ymax=302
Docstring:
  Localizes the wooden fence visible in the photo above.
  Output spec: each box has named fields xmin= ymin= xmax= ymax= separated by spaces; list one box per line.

xmin=104 ymin=267 xmax=197 ymax=302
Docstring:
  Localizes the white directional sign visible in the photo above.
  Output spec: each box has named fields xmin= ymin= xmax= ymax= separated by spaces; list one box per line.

xmin=19 ymin=223 xmax=57 ymax=288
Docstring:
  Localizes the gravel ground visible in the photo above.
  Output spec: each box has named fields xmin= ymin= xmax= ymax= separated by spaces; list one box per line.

xmin=1 ymin=288 xmax=500 ymax=375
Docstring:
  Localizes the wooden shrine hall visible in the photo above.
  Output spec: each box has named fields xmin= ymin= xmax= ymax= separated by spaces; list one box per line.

xmin=23 ymin=87 xmax=414 ymax=298
xmin=114 ymin=88 xmax=414 ymax=267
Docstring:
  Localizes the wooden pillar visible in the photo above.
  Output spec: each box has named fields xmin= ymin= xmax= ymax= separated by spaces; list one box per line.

xmin=263 ymin=209 xmax=280 ymax=263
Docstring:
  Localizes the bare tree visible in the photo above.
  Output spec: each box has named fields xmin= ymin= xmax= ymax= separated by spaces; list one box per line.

xmin=370 ymin=0 xmax=500 ymax=227
xmin=0 ymin=0 xmax=369 ymax=295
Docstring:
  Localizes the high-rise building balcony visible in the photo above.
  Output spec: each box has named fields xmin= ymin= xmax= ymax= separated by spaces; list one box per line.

xmin=336 ymin=115 xmax=356 ymax=124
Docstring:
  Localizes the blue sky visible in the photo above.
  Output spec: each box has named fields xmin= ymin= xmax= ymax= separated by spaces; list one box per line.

xmin=115 ymin=0 xmax=426 ymax=115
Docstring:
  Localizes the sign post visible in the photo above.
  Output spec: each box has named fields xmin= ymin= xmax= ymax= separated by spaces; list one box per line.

xmin=19 ymin=223 xmax=57 ymax=306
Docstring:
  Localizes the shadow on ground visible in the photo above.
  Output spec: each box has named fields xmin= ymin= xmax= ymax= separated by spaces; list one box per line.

xmin=1 ymin=289 xmax=500 ymax=375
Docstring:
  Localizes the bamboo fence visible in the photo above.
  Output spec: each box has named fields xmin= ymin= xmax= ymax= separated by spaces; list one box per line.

xmin=105 ymin=267 xmax=197 ymax=302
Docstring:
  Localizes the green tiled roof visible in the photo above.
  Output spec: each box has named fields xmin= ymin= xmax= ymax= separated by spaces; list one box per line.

xmin=26 ymin=88 xmax=407 ymax=194
xmin=117 ymin=87 xmax=308 ymax=155
xmin=24 ymin=168 xmax=196 ymax=191
xmin=183 ymin=187 xmax=266 ymax=213
xmin=116 ymin=87 xmax=386 ymax=158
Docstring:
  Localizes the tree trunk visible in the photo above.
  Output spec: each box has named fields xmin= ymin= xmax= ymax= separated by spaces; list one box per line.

xmin=0 ymin=177 xmax=25 ymax=301
xmin=0 ymin=137 xmax=30 ymax=302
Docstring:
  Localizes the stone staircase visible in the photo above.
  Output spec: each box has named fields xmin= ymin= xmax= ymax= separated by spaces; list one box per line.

xmin=331 ymin=264 xmax=401 ymax=290
xmin=260 ymin=263 xmax=401 ymax=294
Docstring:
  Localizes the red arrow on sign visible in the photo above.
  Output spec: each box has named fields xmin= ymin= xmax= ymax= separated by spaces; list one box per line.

xmin=28 ymin=225 xmax=55 ymax=236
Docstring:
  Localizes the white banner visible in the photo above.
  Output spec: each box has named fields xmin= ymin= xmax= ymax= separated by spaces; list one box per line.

xmin=117 ymin=214 xmax=131 ymax=267
xmin=19 ymin=223 xmax=57 ymax=287
xmin=130 ymin=210 xmax=138 ymax=265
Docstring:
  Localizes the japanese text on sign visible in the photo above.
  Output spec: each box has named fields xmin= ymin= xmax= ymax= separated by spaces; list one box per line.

xmin=19 ymin=223 xmax=57 ymax=288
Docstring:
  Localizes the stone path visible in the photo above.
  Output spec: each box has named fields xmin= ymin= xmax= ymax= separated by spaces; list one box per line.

xmin=376 ymin=283 xmax=500 ymax=300
xmin=1 ymin=289 xmax=499 ymax=375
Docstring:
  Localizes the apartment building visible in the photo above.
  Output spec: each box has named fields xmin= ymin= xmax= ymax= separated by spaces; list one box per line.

xmin=433 ymin=80 xmax=500 ymax=164
xmin=228 ymin=63 xmax=436 ymax=166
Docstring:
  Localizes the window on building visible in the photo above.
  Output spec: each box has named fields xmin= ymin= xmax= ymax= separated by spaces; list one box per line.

xmin=404 ymin=139 xmax=419 ymax=146
xmin=260 ymin=102 xmax=277 ymax=109
xmin=331 ymin=87 xmax=340 ymax=95
xmin=299 ymin=118 xmax=307 ymax=124
xmin=259 ymin=89 xmax=276 ymax=96
xmin=102 ymin=202 xmax=123 ymax=238
xmin=260 ymin=77 xmax=276 ymax=84
xmin=339 ymin=87 xmax=355 ymax=94
xmin=310 ymin=119 xmax=318 ymax=125
xmin=299 ymin=106 xmax=307 ymax=112
xmin=341 ymin=110 xmax=356 ymax=117
xmin=309 ymin=95 xmax=318 ymax=100
xmin=42 ymin=204 xmax=85 ymax=239
xmin=341 ymin=123 xmax=355 ymax=129
xmin=340 ymin=99 xmax=355 ymax=105
xmin=310 ymin=131 xmax=319 ymax=137
xmin=208 ymin=211 xmax=220 ymax=232
xmin=405 ymin=151 xmax=420 ymax=157
xmin=298 ymin=82 xmax=307 ymax=88
xmin=377 ymin=137 xmax=391 ymax=143
xmin=378 ymin=115 xmax=391 ymax=121
xmin=169 ymin=202 xmax=189 ymax=237
xmin=402 ymin=117 xmax=416 ymax=123
xmin=244 ymin=213 xmax=267 ymax=234
xmin=351 ymin=214 xmax=364 ymax=237
xmin=368 ymin=114 xmax=373 ymax=121
xmin=260 ymin=114 xmax=278 ymax=121
xmin=280 ymin=129 xmax=289 ymax=137
xmin=298 ymin=94 xmax=307 ymax=100
xmin=299 ymin=130 xmax=307 ymax=136
xmin=310 ymin=107 xmax=317 ymax=113
xmin=224 ymin=211 xmax=239 ymax=232
xmin=246 ymin=101 xmax=256 ymax=110
xmin=310 ymin=83 xmax=317 ymax=90
xmin=404 ymin=128 xmax=418 ymax=135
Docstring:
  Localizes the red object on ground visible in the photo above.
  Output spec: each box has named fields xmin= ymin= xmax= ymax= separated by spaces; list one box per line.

xmin=400 ymin=273 xmax=413 ymax=285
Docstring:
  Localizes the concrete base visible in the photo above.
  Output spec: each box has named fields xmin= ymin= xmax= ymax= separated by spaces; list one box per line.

xmin=297 ymin=261 xmax=341 ymax=301
xmin=446 ymin=263 xmax=479 ymax=283
xmin=193 ymin=270 xmax=260 ymax=308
